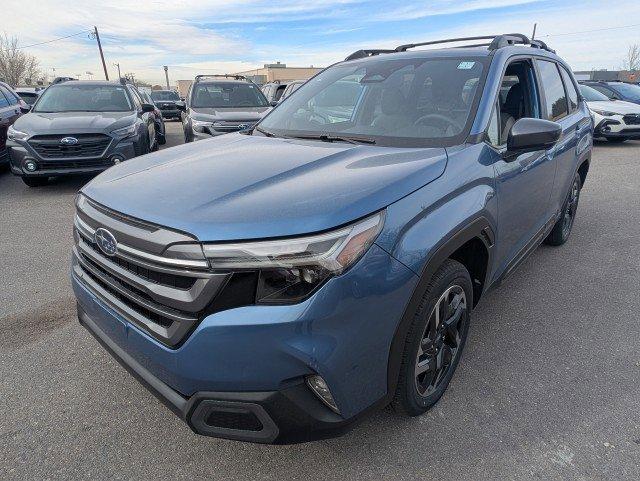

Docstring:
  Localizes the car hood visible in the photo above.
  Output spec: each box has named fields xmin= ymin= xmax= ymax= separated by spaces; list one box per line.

xmin=190 ymin=106 xmax=270 ymax=121
xmin=586 ymin=100 xmax=640 ymax=115
xmin=14 ymin=111 xmax=136 ymax=136
xmin=82 ymin=133 xmax=448 ymax=241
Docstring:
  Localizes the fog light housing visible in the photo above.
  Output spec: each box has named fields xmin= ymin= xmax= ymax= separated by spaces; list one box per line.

xmin=306 ymin=375 xmax=340 ymax=414
xmin=24 ymin=160 xmax=37 ymax=172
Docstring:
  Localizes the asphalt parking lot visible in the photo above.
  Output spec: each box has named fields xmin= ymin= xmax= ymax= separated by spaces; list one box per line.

xmin=1 ymin=121 xmax=639 ymax=480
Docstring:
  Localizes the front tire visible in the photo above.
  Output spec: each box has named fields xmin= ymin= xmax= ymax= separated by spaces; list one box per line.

xmin=392 ymin=259 xmax=472 ymax=416
xmin=544 ymin=172 xmax=581 ymax=246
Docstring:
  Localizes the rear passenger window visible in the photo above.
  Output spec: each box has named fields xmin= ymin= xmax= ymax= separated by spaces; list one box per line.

xmin=559 ymin=67 xmax=578 ymax=113
xmin=537 ymin=60 xmax=568 ymax=121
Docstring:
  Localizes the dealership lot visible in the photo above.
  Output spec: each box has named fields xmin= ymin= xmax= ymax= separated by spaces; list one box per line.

xmin=1 ymin=122 xmax=639 ymax=480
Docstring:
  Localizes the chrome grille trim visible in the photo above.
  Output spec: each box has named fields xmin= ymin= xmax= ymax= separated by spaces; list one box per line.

xmin=74 ymin=194 xmax=231 ymax=347
xmin=74 ymin=214 xmax=210 ymax=269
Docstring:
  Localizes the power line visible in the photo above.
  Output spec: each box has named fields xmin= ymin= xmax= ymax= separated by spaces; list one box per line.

xmin=540 ymin=23 xmax=640 ymax=38
xmin=4 ymin=30 xmax=93 ymax=51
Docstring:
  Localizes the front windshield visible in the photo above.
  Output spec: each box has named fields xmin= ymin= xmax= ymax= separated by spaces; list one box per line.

xmin=33 ymin=84 xmax=132 ymax=112
xmin=610 ymin=82 xmax=640 ymax=101
xmin=580 ymin=85 xmax=609 ymax=102
xmin=258 ymin=56 xmax=486 ymax=147
xmin=191 ymin=82 xmax=268 ymax=108
xmin=151 ymin=90 xmax=179 ymax=101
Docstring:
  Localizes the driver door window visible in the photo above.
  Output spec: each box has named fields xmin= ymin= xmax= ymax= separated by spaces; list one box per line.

xmin=488 ymin=60 xmax=541 ymax=147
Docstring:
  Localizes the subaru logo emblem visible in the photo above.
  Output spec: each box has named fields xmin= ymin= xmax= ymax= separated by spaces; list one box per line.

xmin=237 ymin=124 xmax=249 ymax=130
xmin=94 ymin=228 xmax=118 ymax=256
xmin=60 ymin=136 xmax=78 ymax=145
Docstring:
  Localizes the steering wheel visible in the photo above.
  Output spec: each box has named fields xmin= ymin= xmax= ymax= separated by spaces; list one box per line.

xmin=413 ymin=113 xmax=461 ymax=132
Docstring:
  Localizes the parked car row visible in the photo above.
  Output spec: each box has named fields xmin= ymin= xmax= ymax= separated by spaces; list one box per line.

xmin=578 ymin=81 xmax=640 ymax=143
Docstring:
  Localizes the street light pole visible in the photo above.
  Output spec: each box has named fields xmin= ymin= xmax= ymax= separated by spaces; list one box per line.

xmin=163 ymin=66 xmax=170 ymax=90
xmin=93 ymin=26 xmax=109 ymax=80
xmin=113 ymin=63 xmax=121 ymax=81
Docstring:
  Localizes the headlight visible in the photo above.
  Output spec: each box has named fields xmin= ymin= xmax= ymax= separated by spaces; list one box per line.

xmin=192 ymin=119 xmax=213 ymax=133
xmin=203 ymin=211 xmax=385 ymax=303
xmin=591 ymin=109 xmax=617 ymax=117
xmin=7 ymin=125 xmax=29 ymax=141
xmin=111 ymin=123 xmax=138 ymax=139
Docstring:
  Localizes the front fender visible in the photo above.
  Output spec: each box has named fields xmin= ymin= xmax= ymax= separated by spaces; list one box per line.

xmin=375 ymin=143 xmax=498 ymax=397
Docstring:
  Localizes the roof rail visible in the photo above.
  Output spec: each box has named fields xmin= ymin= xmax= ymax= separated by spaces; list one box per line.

xmin=194 ymin=74 xmax=248 ymax=82
xmin=344 ymin=33 xmax=555 ymax=62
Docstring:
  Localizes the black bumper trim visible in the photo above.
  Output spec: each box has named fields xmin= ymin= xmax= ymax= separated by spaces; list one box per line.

xmin=78 ymin=305 xmax=384 ymax=444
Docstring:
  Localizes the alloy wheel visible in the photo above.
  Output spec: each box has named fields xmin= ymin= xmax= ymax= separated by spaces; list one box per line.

xmin=562 ymin=177 xmax=580 ymax=238
xmin=414 ymin=285 xmax=468 ymax=397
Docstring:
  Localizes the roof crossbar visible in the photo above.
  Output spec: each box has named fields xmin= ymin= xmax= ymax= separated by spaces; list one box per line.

xmin=194 ymin=74 xmax=247 ymax=82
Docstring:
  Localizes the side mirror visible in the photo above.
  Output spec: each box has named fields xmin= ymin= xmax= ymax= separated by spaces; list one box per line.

xmin=141 ymin=103 xmax=155 ymax=113
xmin=175 ymin=101 xmax=186 ymax=111
xmin=270 ymin=100 xmax=279 ymax=107
xmin=20 ymin=104 xmax=31 ymax=113
xmin=504 ymin=118 xmax=561 ymax=160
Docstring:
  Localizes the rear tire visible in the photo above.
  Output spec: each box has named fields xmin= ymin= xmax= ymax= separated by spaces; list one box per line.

xmin=392 ymin=259 xmax=472 ymax=416
xmin=544 ymin=172 xmax=581 ymax=246
xmin=21 ymin=176 xmax=48 ymax=187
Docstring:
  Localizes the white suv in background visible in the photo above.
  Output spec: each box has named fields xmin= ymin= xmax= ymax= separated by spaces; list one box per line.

xmin=579 ymin=84 xmax=640 ymax=143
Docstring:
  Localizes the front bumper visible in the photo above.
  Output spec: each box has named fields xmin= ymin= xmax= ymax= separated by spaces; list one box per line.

xmin=7 ymin=138 xmax=137 ymax=177
xmin=72 ymin=243 xmax=419 ymax=443
xmin=79 ymin=305 xmax=382 ymax=444
xmin=594 ymin=117 xmax=640 ymax=139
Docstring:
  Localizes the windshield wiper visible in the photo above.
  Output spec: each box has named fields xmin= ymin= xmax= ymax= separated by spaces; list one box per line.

xmin=253 ymin=126 xmax=276 ymax=137
xmin=289 ymin=133 xmax=376 ymax=145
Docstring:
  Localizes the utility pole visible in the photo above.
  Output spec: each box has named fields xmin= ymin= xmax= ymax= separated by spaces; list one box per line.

xmin=531 ymin=23 xmax=537 ymax=40
xmin=93 ymin=26 xmax=109 ymax=80
xmin=113 ymin=63 xmax=121 ymax=81
xmin=163 ymin=66 xmax=170 ymax=89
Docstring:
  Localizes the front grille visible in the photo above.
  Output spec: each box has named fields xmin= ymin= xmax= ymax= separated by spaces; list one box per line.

xmin=73 ymin=195 xmax=229 ymax=347
xmin=159 ymin=104 xmax=176 ymax=110
xmin=29 ymin=134 xmax=111 ymax=159
xmin=84 ymin=239 xmax=196 ymax=289
xmin=40 ymin=159 xmax=114 ymax=170
xmin=212 ymin=121 xmax=257 ymax=133
xmin=623 ymin=114 xmax=640 ymax=126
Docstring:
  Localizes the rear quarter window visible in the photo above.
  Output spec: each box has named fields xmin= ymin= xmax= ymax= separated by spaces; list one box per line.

xmin=559 ymin=67 xmax=579 ymax=113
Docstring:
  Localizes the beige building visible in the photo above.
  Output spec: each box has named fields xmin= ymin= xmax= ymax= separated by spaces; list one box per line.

xmin=235 ymin=62 xmax=323 ymax=84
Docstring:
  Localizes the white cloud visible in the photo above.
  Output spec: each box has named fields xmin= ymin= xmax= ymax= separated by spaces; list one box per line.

xmin=2 ymin=0 xmax=639 ymax=83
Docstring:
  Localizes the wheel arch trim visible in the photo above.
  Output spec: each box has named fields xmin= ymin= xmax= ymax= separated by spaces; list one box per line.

xmin=385 ymin=216 xmax=494 ymax=399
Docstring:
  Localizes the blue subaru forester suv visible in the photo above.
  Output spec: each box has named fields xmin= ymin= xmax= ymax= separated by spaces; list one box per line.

xmin=71 ymin=34 xmax=592 ymax=444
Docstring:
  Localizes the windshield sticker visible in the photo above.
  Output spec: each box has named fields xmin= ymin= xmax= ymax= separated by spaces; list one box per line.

xmin=457 ymin=61 xmax=476 ymax=70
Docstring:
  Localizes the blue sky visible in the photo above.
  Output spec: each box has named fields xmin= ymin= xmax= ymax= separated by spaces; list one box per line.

xmin=4 ymin=0 xmax=640 ymax=83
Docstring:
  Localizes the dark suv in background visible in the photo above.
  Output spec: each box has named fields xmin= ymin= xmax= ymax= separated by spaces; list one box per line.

xmin=7 ymin=80 xmax=158 ymax=186
xmin=150 ymin=90 xmax=182 ymax=120
xmin=180 ymin=74 xmax=271 ymax=142
xmin=0 ymin=81 xmax=30 ymax=168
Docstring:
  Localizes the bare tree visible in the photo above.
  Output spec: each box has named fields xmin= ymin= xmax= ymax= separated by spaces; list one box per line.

xmin=623 ymin=44 xmax=640 ymax=71
xmin=0 ymin=33 xmax=43 ymax=86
